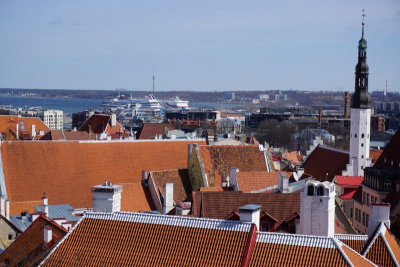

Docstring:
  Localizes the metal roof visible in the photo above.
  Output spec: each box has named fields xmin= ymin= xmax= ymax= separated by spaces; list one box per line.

xmin=34 ymin=204 xmax=80 ymax=222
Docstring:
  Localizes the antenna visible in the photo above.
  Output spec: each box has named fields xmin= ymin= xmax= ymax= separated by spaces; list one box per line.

xmin=362 ymin=9 xmax=366 ymax=23
xmin=152 ymin=68 xmax=155 ymax=93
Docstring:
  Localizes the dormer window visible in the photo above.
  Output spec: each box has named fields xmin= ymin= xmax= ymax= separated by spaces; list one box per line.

xmin=307 ymin=185 xmax=314 ymax=196
xmin=384 ymin=180 xmax=391 ymax=191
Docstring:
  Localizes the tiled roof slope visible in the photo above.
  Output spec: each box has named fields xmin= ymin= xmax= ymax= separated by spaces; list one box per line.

xmin=193 ymin=191 xmax=299 ymax=228
xmin=373 ymin=127 xmax=400 ymax=169
xmin=0 ymin=215 xmax=67 ymax=266
xmin=236 ymin=172 xmax=278 ymax=192
xmin=150 ymin=169 xmax=192 ymax=204
xmin=199 ymin=145 xmax=268 ymax=187
xmin=41 ymin=212 xmax=252 ymax=267
xmin=0 ymin=140 xmax=205 ymax=215
xmin=335 ymin=234 xmax=368 ymax=252
xmin=78 ymin=114 xmax=126 ymax=135
xmin=120 ymin=182 xmax=156 ymax=211
xmin=301 ymin=145 xmax=349 ymax=182
xmin=336 ymin=176 xmax=364 ymax=187
xmin=138 ymin=123 xmax=175 ymax=139
xmin=249 ymin=232 xmax=376 ymax=267
xmin=361 ymin=222 xmax=400 ymax=266
xmin=370 ymin=149 xmax=383 ymax=164
xmin=40 ymin=130 xmax=95 ymax=141
xmin=0 ymin=115 xmax=49 ymax=140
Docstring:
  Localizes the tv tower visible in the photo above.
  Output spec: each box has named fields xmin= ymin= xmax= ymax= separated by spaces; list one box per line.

xmin=385 ymin=80 xmax=388 ymax=96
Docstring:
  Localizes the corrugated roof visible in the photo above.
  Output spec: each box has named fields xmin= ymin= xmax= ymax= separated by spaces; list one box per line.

xmin=34 ymin=204 xmax=80 ymax=222
xmin=1 ymin=139 xmax=205 ymax=215
xmin=335 ymin=176 xmax=364 ymax=187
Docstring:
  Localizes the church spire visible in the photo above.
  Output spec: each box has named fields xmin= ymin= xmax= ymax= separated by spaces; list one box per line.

xmin=351 ymin=9 xmax=371 ymax=109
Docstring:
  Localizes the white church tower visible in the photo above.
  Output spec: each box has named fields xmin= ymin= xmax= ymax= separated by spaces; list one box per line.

xmin=300 ymin=180 xmax=336 ymax=237
xmin=349 ymin=11 xmax=372 ymax=177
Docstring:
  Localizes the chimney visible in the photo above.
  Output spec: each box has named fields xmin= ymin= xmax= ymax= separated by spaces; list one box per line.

xmin=163 ymin=182 xmax=174 ymax=215
xmin=142 ymin=170 xmax=148 ymax=186
xmin=39 ymin=130 xmax=44 ymax=135
xmin=368 ymin=203 xmax=390 ymax=237
xmin=239 ymin=204 xmax=261 ymax=230
xmin=31 ymin=124 xmax=36 ymax=138
xmin=88 ymin=124 xmax=91 ymax=134
xmin=296 ymin=166 xmax=304 ymax=180
xmin=300 ymin=180 xmax=335 ymax=237
xmin=111 ymin=113 xmax=117 ymax=127
xmin=92 ymin=180 xmax=123 ymax=213
xmin=15 ymin=123 xmax=19 ymax=139
xmin=5 ymin=199 xmax=9 ymax=220
xmin=278 ymin=172 xmax=289 ymax=193
xmin=0 ymin=196 xmax=5 ymax=217
xmin=41 ymin=192 xmax=49 ymax=216
xmin=187 ymin=144 xmax=194 ymax=169
xmin=44 ymin=225 xmax=52 ymax=246
xmin=344 ymin=92 xmax=350 ymax=119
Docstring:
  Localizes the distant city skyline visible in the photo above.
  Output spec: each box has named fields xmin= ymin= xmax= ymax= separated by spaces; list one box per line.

xmin=0 ymin=0 xmax=399 ymax=92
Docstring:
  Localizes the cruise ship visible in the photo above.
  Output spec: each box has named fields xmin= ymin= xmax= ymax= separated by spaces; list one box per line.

xmin=163 ymin=97 xmax=190 ymax=110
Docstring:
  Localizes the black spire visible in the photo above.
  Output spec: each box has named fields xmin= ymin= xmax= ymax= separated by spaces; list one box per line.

xmin=351 ymin=10 xmax=371 ymax=109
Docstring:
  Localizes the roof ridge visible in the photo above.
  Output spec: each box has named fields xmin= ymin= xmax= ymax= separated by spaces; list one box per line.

xmin=361 ymin=222 xmax=386 ymax=256
xmin=85 ymin=211 xmax=252 ymax=232
xmin=255 ymin=231 xmax=340 ymax=248
xmin=332 ymin=238 xmax=353 ymax=266
xmin=334 ymin=234 xmax=368 ymax=240
xmin=339 ymin=241 xmax=379 ymax=267
xmin=380 ymin=224 xmax=399 ymax=266
xmin=319 ymin=144 xmax=349 ymax=154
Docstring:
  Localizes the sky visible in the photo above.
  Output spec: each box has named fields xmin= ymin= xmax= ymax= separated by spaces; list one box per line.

xmin=0 ymin=0 xmax=399 ymax=92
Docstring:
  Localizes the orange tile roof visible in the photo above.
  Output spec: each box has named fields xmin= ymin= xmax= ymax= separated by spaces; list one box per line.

xmin=249 ymin=232 xmax=375 ymax=267
xmin=301 ymin=145 xmax=349 ymax=182
xmin=280 ymin=151 xmax=302 ymax=166
xmin=0 ymin=115 xmax=49 ymax=141
xmin=236 ymin=172 xmax=278 ymax=192
xmin=139 ymin=123 xmax=175 ymax=139
xmin=369 ymin=149 xmax=383 ymax=163
xmin=198 ymin=145 xmax=268 ymax=187
xmin=0 ymin=215 xmax=67 ymax=266
xmin=150 ymin=169 xmax=192 ymax=206
xmin=78 ymin=114 xmax=126 ymax=135
xmin=120 ymin=183 xmax=156 ymax=212
xmin=361 ymin=222 xmax=400 ymax=266
xmin=1 ymin=140 xmax=205 ymax=215
xmin=41 ymin=212 xmax=251 ymax=266
xmin=335 ymin=234 xmax=368 ymax=252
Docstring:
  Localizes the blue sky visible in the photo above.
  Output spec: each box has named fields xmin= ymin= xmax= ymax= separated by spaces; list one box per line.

xmin=0 ymin=0 xmax=399 ymax=92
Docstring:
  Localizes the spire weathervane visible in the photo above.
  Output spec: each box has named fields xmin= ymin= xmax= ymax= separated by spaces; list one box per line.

xmin=362 ymin=9 xmax=366 ymax=37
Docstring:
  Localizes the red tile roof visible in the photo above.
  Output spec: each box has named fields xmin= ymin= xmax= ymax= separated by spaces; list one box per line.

xmin=0 ymin=115 xmax=49 ymax=141
xmin=361 ymin=222 xmax=400 ymax=266
xmin=0 ymin=140 xmax=205 ymax=215
xmin=138 ymin=123 xmax=174 ymax=139
xmin=41 ymin=212 xmax=252 ymax=266
xmin=40 ymin=130 xmax=95 ymax=141
xmin=374 ymin=127 xmax=400 ymax=169
xmin=370 ymin=149 xmax=383 ymax=164
xmin=198 ymin=145 xmax=268 ymax=187
xmin=249 ymin=232 xmax=375 ymax=266
xmin=149 ymin=169 xmax=192 ymax=206
xmin=236 ymin=172 xmax=278 ymax=193
xmin=335 ymin=176 xmax=364 ymax=187
xmin=0 ymin=215 xmax=67 ymax=266
xmin=335 ymin=234 xmax=368 ymax=252
xmin=339 ymin=189 xmax=358 ymax=200
xmin=193 ymin=191 xmax=300 ymax=231
xmin=280 ymin=151 xmax=302 ymax=166
xmin=301 ymin=145 xmax=349 ymax=182
xmin=78 ymin=114 xmax=126 ymax=136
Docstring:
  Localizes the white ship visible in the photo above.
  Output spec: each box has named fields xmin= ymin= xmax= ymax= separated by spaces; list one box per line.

xmin=163 ymin=97 xmax=190 ymax=110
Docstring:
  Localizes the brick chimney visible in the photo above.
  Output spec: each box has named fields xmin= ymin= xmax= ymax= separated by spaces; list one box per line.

xmin=239 ymin=204 xmax=261 ymax=230
xmin=368 ymin=203 xmax=390 ymax=237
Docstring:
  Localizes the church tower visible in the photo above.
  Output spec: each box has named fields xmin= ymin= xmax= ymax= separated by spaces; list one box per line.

xmin=350 ymin=10 xmax=372 ymax=177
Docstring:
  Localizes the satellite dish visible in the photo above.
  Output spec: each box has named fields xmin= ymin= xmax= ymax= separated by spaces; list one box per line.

xmin=293 ymin=172 xmax=299 ymax=181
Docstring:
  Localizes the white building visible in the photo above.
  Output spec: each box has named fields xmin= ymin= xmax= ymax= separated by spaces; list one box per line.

xmin=38 ymin=110 xmax=63 ymax=130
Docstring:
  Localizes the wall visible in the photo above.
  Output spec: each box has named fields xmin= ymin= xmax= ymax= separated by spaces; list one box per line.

xmin=188 ymin=147 xmax=206 ymax=191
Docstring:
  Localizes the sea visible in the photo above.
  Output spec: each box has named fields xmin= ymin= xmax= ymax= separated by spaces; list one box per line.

xmin=0 ymin=95 xmax=245 ymax=114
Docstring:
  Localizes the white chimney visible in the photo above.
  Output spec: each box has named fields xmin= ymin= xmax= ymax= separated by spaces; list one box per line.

xmin=5 ymin=199 xmax=9 ymax=220
xmin=41 ymin=193 xmax=49 ymax=216
xmin=111 ymin=113 xmax=117 ymax=127
xmin=0 ymin=196 xmax=5 ymax=217
xmin=229 ymin=167 xmax=240 ymax=191
xmin=15 ymin=123 xmax=19 ymax=139
xmin=163 ymin=182 xmax=174 ymax=215
xmin=39 ymin=130 xmax=45 ymax=135
xmin=142 ymin=170 xmax=148 ymax=186
xmin=92 ymin=180 xmax=123 ymax=213
xmin=296 ymin=166 xmax=305 ymax=179
xmin=31 ymin=124 xmax=36 ymax=138
xmin=44 ymin=225 xmax=52 ymax=245
xmin=278 ymin=172 xmax=289 ymax=193
xmin=239 ymin=204 xmax=261 ymax=230
xmin=300 ymin=180 xmax=335 ymax=237
xmin=368 ymin=203 xmax=390 ymax=237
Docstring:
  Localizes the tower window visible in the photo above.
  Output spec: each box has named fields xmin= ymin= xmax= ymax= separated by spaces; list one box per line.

xmin=307 ymin=185 xmax=314 ymax=196
xmin=355 ymin=134 xmax=357 ymax=138
xmin=362 ymin=134 xmax=364 ymax=138
xmin=361 ymin=143 xmax=364 ymax=147
xmin=317 ymin=186 xmax=324 ymax=196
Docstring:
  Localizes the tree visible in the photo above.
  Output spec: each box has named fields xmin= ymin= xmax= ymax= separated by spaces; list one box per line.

xmin=217 ymin=119 xmax=235 ymax=134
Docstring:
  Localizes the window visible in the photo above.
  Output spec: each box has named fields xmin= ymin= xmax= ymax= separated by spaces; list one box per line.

xmin=384 ymin=180 xmax=391 ymax=191
xmin=363 ymin=192 xmax=366 ymax=204
xmin=355 ymin=208 xmax=358 ymax=222
xmin=317 ymin=186 xmax=324 ymax=196
xmin=362 ymin=212 xmax=365 ymax=226
xmin=261 ymin=221 xmax=271 ymax=231
xmin=366 ymin=214 xmax=369 ymax=227
xmin=361 ymin=143 xmax=364 ymax=147
xmin=355 ymin=134 xmax=357 ymax=138
xmin=397 ymin=184 xmax=400 ymax=193
xmin=362 ymin=133 xmax=364 ymax=138
xmin=350 ymin=208 xmax=353 ymax=219
xmin=307 ymin=185 xmax=314 ymax=196
xmin=367 ymin=193 xmax=370 ymax=206
xmin=359 ymin=210 xmax=361 ymax=222
xmin=362 ymin=155 xmax=364 ymax=159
